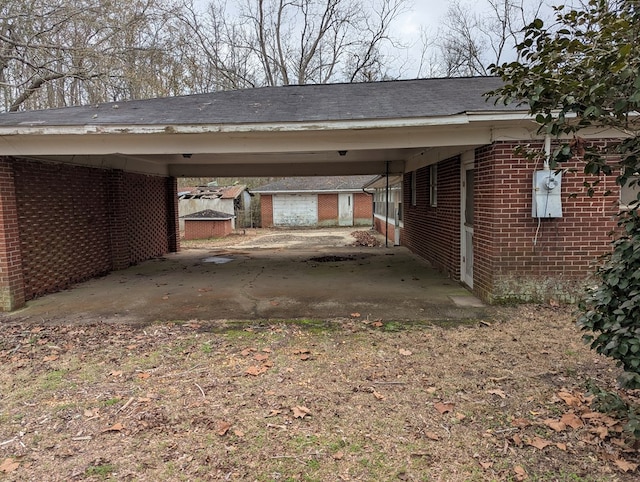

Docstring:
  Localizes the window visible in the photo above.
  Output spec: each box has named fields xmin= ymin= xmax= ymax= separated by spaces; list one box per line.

xmin=621 ymin=175 xmax=640 ymax=208
xmin=620 ymin=169 xmax=640 ymax=209
xmin=411 ymin=171 xmax=416 ymax=206
xmin=429 ymin=164 xmax=438 ymax=207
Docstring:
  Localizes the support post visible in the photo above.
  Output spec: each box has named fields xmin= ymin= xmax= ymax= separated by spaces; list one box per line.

xmin=0 ymin=158 xmax=25 ymax=311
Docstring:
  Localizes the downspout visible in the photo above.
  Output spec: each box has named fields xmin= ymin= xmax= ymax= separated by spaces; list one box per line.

xmin=362 ymin=187 xmax=374 ymax=230
xmin=385 ymin=161 xmax=390 ymax=248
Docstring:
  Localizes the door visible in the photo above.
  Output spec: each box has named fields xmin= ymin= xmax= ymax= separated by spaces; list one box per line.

xmin=273 ymin=194 xmax=318 ymax=226
xmin=461 ymin=158 xmax=474 ymax=288
xmin=338 ymin=193 xmax=354 ymax=226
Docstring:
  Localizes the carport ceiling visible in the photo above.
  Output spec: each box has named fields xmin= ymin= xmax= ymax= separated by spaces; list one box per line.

xmin=0 ymin=77 xmax=532 ymax=177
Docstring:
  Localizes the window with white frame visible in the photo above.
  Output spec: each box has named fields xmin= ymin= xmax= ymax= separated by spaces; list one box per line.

xmin=429 ymin=164 xmax=437 ymax=207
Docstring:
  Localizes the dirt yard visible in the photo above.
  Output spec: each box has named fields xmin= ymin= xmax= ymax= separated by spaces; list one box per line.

xmin=0 ymin=230 xmax=639 ymax=481
xmin=1 ymin=305 xmax=639 ymax=481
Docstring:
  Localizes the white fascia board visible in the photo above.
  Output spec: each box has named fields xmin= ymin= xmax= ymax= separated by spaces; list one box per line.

xmin=0 ymin=114 xmax=477 ymax=136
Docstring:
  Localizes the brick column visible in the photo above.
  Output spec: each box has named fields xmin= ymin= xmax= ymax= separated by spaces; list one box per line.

xmin=166 ymin=176 xmax=180 ymax=253
xmin=0 ymin=158 xmax=25 ymax=311
xmin=108 ymin=170 xmax=129 ymax=270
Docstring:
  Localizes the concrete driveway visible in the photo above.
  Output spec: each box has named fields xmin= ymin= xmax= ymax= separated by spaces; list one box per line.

xmin=1 ymin=228 xmax=485 ymax=324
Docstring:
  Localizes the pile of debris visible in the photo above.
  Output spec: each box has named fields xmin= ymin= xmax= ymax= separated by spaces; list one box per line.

xmin=351 ymin=230 xmax=381 ymax=247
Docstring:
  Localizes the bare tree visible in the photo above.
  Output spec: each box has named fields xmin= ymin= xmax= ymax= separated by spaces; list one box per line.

xmin=176 ymin=0 xmax=409 ymax=89
xmin=0 ymin=0 xmax=186 ymax=111
xmin=427 ymin=0 xmax=546 ymax=78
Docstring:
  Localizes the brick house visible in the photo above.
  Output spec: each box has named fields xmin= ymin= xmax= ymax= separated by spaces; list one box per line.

xmin=0 ymin=77 xmax=626 ymax=311
xmin=253 ymin=176 xmax=374 ymax=227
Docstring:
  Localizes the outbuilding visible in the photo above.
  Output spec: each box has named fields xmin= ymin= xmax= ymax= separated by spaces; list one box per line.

xmin=253 ymin=176 xmax=374 ymax=227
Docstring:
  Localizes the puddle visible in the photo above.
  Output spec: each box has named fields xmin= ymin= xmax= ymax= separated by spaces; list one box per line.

xmin=202 ymin=256 xmax=234 ymax=264
xmin=308 ymin=255 xmax=355 ymax=263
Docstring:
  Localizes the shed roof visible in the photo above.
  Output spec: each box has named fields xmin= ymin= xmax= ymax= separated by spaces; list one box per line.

xmin=181 ymin=209 xmax=235 ymax=220
xmin=253 ymin=176 xmax=377 ymax=193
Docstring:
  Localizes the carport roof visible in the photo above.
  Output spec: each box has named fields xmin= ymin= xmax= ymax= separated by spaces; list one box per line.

xmin=0 ymin=76 xmax=536 ymax=178
xmin=0 ymin=76 xmax=519 ymax=127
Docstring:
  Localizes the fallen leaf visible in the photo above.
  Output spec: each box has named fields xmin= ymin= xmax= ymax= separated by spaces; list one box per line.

xmin=101 ymin=422 xmax=124 ymax=433
xmin=262 ymin=348 xmax=272 ymax=353
xmin=246 ymin=365 xmax=267 ymax=376
xmin=425 ymin=387 xmax=437 ymax=394
xmin=350 ymin=312 xmax=361 ymax=318
xmin=372 ymin=321 xmax=383 ymax=327
xmin=333 ymin=451 xmax=344 ymax=460
xmin=217 ymin=421 xmax=232 ymax=436
xmin=425 ymin=431 xmax=440 ymax=441
xmin=511 ymin=418 xmax=531 ymax=428
xmin=487 ymin=389 xmax=506 ymax=399
xmin=253 ymin=353 xmax=269 ymax=361
xmin=614 ymin=458 xmax=639 ymax=472
xmin=0 ymin=458 xmax=19 ymax=473
xmin=109 ymin=370 xmax=123 ymax=378
xmin=434 ymin=402 xmax=455 ymax=414
xmin=270 ymin=301 xmax=280 ymax=306
xmin=557 ymin=391 xmax=582 ymax=407
xmin=455 ymin=412 xmax=466 ymax=421
xmin=265 ymin=409 xmax=282 ymax=418
xmin=161 ymin=295 xmax=169 ymax=300
xmin=233 ymin=429 xmax=245 ymax=437
xmin=527 ymin=437 xmax=552 ymax=450
xmin=372 ymin=390 xmax=385 ymax=400
xmin=292 ymin=406 xmax=311 ymax=419
xmin=399 ymin=349 xmax=412 ymax=356
xmin=479 ymin=461 xmax=493 ymax=469
xmin=591 ymin=426 xmax=609 ymax=439
xmin=43 ymin=354 xmax=59 ymax=362
xmin=555 ymin=442 xmax=567 ymax=451
xmin=543 ymin=419 xmax=566 ymax=432
xmin=512 ymin=434 xmax=523 ymax=446
xmin=560 ymin=412 xmax=583 ymax=429
xmin=84 ymin=408 xmax=99 ymax=418
xmin=514 ymin=465 xmax=528 ymax=481
xmin=137 ymin=372 xmax=151 ymax=379
xmin=299 ymin=354 xmax=311 ymax=361
xmin=241 ymin=348 xmax=257 ymax=356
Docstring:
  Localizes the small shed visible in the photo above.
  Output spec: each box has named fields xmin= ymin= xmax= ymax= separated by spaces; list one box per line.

xmin=178 ymin=184 xmax=251 ymax=231
xmin=253 ymin=176 xmax=375 ymax=227
xmin=182 ymin=209 xmax=235 ymax=240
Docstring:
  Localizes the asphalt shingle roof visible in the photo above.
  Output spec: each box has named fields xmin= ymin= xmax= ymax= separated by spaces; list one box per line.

xmin=253 ymin=176 xmax=377 ymax=193
xmin=0 ymin=77 xmax=519 ymax=127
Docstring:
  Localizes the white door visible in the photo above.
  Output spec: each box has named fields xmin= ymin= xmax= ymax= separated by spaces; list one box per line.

xmin=338 ymin=193 xmax=353 ymax=226
xmin=273 ymin=194 xmax=318 ymax=226
xmin=461 ymin=158 xmax=474 ymax=288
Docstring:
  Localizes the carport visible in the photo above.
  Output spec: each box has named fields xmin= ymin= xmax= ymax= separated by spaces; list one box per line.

xmin=0 ymin=77 xmax=535 ymax=312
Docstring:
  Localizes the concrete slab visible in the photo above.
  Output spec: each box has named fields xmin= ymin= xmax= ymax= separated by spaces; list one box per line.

xmin=1 ymin=228 xmax=486 ymax=324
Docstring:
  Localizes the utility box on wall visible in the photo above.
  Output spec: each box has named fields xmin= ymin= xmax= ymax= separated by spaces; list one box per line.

xmin=532 ymin=170 xmax=563 ymax=218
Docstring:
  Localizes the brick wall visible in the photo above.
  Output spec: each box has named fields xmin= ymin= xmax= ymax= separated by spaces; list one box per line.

xmin=14 ymin=159 xmax=114 ymax=300
xmin=0 ymin=157 xmax=179 ymax=308
xmin=0 ymin=158 xmax=25 ymax=310
xmin=474 ymin=141 xmax=617 ymax=302
xmin=354 ymin=192 xmax=373 ymax=225
xmin=123 ymin=172 xmax=170 ymax=264
xmin=373 ymin=217 xmax=396 ymax=245
xmin=184 ymin=219 xmax=233 ymax=239
xmin=260 ymin=194 xmax=273 ymax=227
xmin=318 ymin=194 xmax=338 ymax=223
xmin=402 ymin=157 xmax=461 ymax=278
